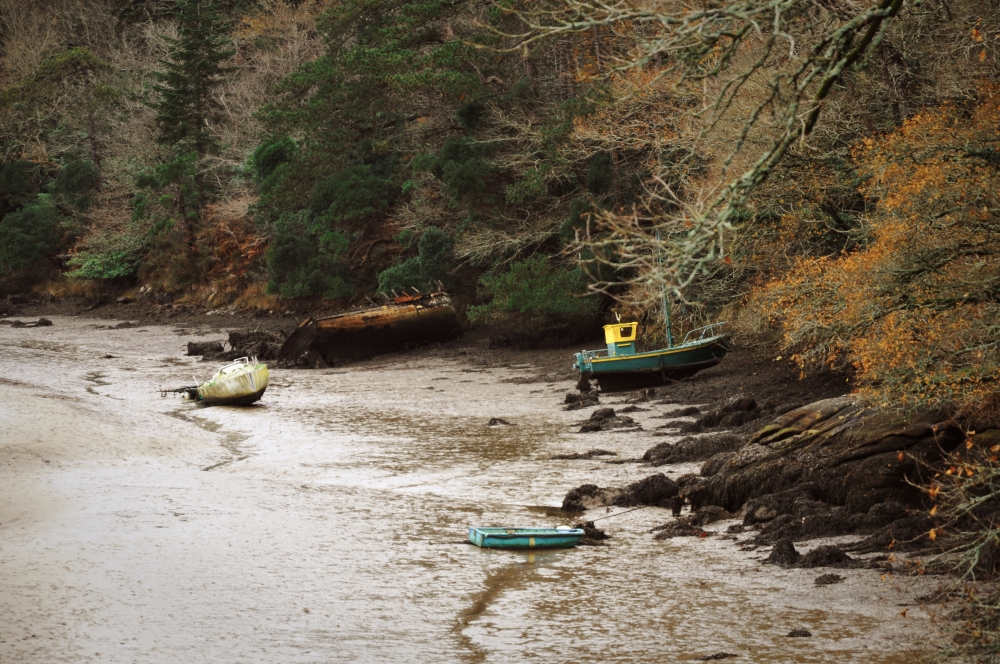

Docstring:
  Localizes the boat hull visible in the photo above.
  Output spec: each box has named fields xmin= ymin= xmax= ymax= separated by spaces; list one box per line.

xmin=197 ymin=364 xmax=270 ymax=406
xmin=576 ymin=337 xmax=728 ymax=393
xmin=280 ymin=292 xmax=462 ymax=363
xmin=468 ymin=527 xmax=585 ymax=550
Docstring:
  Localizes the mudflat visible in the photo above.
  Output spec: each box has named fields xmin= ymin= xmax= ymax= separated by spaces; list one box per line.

xmin=1 ymin=316 xmax=945 ymax=662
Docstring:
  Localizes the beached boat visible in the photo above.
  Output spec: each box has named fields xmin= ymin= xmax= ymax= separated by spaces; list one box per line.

xmin=574 ymin=322 xmax=728 ymax=392
xmin=468 ymin=527 xmax=585 ymax=550
xmin=189 ymin=357 xmax=269 ymax=405
xmin=279 ymin=291 xmax=462 ymax=363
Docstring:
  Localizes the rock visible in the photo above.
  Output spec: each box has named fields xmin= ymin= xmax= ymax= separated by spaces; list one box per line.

xmin=663 ymin=406 xmax=700 ymax=417
xmin=697 ymin=396 xmax=759 ymax=428
xmin=678 ymin=421 xmax=704 ymax=434
xmin=765 ymin=539 xmax=801 ymax=567
xmin=775 ymin=402 xmax=804 ymax=416
xmin=846 ymin=513 xmax=934 ymax=554
xmin=614 ymin=473 xmax=679 ymax=507
xmin=717 ymin=444 xmax=772 ymax=475
xmin=748 ymin=505 xmax=777 ymax=523
xmin=10 ymin=318 xmax=52 ymax=328
xmin=561 ymin=473 xmax=679 ymax=512
xmin=653 ymin=519 xmax=709 ymax=539
xmin=573 ymin=520 xmax=610 ymax=544
xmin=799 ymin=545 xmax=853 ymax=568
xmin=564 ymin=392 xmax=599 ymax=410
xmin=216 ymin=330 xmax=286 ymax=362
xmin=562 ymin=484 xmax=617 ymax=513
xmin=701 ymin=452 xmax=735 ymax=477
xmin=860 ymin=501 xmax=909 ymax=529
xmin=814 ymin=573 xmax=845 ymax=586
xmin=187 ymin=341 xmax=225 ymax=356
xmin=643 ymin=434 xmax=744 ymax=466
xmin=550 ymin=449 xmax=617 ymax=460
xmin=787 ymin=629 xmax=812 ymax=638
xmin=116 ymin=296 xmax=133 ymax=304
xmin=697 ymin=652 xmax=738 ymax=660
xmin=487 ymin=418 xmax=512 ymax=426
xmin=590 ymin=408 xmax=616 ymax=421
xmin=756 ymin=507 xmax=856 ymax=543
xmin=300 ymin=350 xmax=328 ymax=369
xmin=748 ymin=396 xmax=857 ymax=446
xmin=692 ymin=505 xmax=733 ymax=526
xmin=578 ymin=408 xmax=638 ymax=433
xmin=719 ymin=409 xmax=760 ymax=427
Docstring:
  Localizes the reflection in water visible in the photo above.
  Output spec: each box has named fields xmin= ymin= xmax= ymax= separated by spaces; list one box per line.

xmin=0 ymin=317 xmax=940 ymax=663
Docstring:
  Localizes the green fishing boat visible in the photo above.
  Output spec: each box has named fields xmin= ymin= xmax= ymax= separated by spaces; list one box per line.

xmin=573 ymin=300 xmax=728 ymax=393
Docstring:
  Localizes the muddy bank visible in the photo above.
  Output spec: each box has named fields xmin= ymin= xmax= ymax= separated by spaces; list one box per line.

xmin=0 ymin=316 xmax=943 ymax=662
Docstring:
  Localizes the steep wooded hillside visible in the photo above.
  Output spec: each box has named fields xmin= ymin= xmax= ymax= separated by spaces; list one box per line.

xmin=2 ymin=0 xmax=999 ymax=406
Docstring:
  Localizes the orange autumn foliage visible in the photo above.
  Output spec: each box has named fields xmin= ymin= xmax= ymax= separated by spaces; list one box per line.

xmin=754 ymin=86 xmax=1000 ymax=419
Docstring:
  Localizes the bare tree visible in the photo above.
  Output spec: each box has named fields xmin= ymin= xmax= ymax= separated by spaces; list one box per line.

xmin=508 ymin=0 xmax=904 ymax=302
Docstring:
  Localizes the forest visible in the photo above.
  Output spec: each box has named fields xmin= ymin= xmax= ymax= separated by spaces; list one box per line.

xmin=1 ymin=0 xmax=998 ymax=416
xmin=4 ymin=0 xmax=1000 ymax=657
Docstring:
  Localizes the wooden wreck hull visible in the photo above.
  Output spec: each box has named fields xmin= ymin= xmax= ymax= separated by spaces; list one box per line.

xmin=281 ymin=292 xmax=462 ymax=363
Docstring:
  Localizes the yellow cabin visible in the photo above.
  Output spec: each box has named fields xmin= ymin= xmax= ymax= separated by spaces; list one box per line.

xmin=604 ymin=322 xmax=638 ymax=356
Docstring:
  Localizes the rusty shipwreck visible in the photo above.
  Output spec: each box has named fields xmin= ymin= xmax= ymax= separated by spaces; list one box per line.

xmin=279 ymin=291 xmax=462 ymax=364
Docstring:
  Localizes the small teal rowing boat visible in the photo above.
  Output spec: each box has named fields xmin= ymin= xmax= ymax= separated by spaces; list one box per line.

xmin=468 ymin=527 xmax=585 ymax=549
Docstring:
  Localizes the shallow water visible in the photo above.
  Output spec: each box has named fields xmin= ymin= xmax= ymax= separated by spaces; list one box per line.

xmin=0 ymin=317 xmax=944 ymax=662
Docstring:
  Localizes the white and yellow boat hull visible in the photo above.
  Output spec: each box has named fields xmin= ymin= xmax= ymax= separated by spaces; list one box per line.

xmin=196 ymin=359 xmax=269 ymax=406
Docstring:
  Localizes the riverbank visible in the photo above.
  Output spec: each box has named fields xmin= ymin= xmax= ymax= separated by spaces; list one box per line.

xmin=0 ymin=313 xmax=949 ymax=662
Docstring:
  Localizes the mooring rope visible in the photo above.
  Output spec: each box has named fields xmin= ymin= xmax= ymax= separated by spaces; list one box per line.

xmin=587 ymin=496 xmax=676 ymax=523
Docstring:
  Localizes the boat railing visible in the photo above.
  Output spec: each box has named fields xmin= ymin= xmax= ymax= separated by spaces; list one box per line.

xmin=579 ymin=348 xmax=609 ymax=361
xmin=681 ymin=321 xmax=728 ymax=345
xmin=215 ymin=356 xmax=260 ymax=374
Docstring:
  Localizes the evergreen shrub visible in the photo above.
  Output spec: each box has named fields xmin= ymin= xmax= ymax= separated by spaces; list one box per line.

xmin=266 ymin=211 xmax=352 ymax=299
xmin=0 ymin=197 xmax=59 ymax=274
xmin=467 ymin=255 xmax=597 ymax=323
xmin=377 ymin=227 xmax=453 ymax=294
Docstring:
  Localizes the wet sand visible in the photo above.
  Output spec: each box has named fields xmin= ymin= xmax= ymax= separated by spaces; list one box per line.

xmin=0 ymin=317 xmax=945 ymax=662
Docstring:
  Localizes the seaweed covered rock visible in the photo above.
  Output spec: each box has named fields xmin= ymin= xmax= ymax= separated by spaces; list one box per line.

xmin=799 ymin=545 xmax=854 ymax=568
xmin=198 ymin=329 xmax=286 ymax=362
xmin=642 ymin=434 xmax=743 ymax=466
xmin=696 ymin=395 xmax=759 ymax=428
xmin=615 ymin=473 xmax=679 ymax=507
xmin=765 ymin=539 xmax=801 ymax=567
xmin=565 ymin=391 xmax=599 ymax=410
xmin=691 ymin=505 xmax=733 ymax=526
xmin=562 ymin=473 xmax=679 ymax=512
xmin=700 ymin=452 xmax=734 ymax=477
xmin=574 ymin=521 xmax=610 ymax=544
xmin=699 ymin=397 xmax=964 ymax=521
xmin=578 ymin=408 xmax=638 ymax=433
xmin=653 ymin=518 xmax=709 ymax=539
xmin=187 ymin=340 xmax=224 ymax=356
xmin=561 ymin=484 xmax=616 ymax=512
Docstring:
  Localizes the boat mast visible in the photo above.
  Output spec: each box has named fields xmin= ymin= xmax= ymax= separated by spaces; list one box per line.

xmin=655 ymin=229 xmax=674 ymax=348
xmin=662 ymin=286 xmax=674 ymax=349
